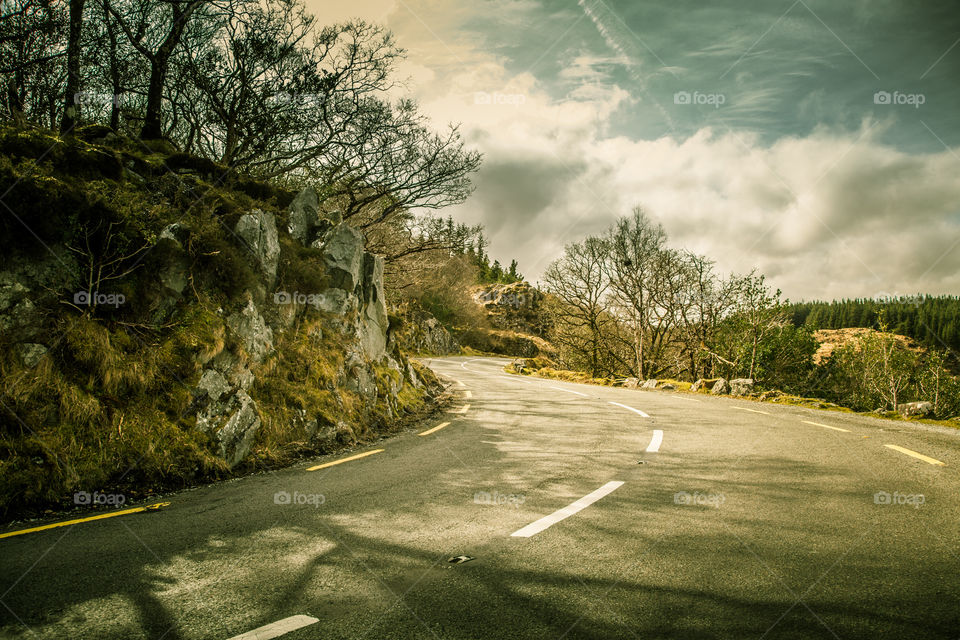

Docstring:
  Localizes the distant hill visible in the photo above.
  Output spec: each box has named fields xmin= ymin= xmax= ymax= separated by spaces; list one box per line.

xmin=787 ymin=296 xmax=960 ymax=355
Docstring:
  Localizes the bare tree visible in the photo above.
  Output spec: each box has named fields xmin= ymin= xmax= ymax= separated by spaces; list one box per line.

xmin=1 ymin=0 xmax=66 ymax=127
xmin=543 ymin=237 xmax=611 ymax=377
xmin=606 ymin=207 xmax=666 ymax=378
xmin=676 ymin=254 xmax=737 ymax=380
xmin=104 ymin=0 xmax=206 ymax=139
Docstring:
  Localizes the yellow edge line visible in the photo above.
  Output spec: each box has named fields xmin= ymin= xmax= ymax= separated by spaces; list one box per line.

xmin=732 ymin=406 xmax=770 ymax=415
xmin=307 ymin=449 xmax=384 ymax=471
xmin=418 ymin=422 xmax=451 ymax=437
xmin=802 ymin=420 xmax=850 ymax=432
xmin=884 ymin=444 xmax=945 ymax=466
xmin=0 ymin=502 xmax=171 ymax=540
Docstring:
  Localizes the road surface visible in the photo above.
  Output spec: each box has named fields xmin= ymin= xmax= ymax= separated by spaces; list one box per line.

xmin=1 ymin=356 xmax=958 ymax=639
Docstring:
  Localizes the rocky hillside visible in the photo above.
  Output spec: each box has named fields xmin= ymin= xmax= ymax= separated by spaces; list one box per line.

xmin=389 ymin=301 xmax=461 ymax=356
xmin=472 ymin=281 xmax=549 ymax=336
xmin=0 ymin=126 xmax=440 ymax=519
xmin=456 ymin=281 xmax=556 ymax=358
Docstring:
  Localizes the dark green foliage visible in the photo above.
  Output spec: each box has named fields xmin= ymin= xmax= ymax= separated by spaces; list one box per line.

xmin=425 ymin=214 xmax=524 ymax=285
xmin=751 ymin=325 xmax=819 ymax=393
xmin=191 ymin=225 xmax=260 ymax=300
xmin=275 ymin=235 xmax=328 ymax=295
xmin=474 ymin=253 xmax=523 ymax=285
xmin=788 ymin=296 xmax=960 ymax=357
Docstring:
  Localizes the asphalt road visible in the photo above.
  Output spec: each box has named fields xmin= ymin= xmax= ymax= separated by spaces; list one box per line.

xmin=1 ymin=356 xmax=958 ymax=639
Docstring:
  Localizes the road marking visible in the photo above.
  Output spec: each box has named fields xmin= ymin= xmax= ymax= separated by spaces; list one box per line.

xmin=418 ymin=421 xmax=451 ymax=437
xmin=511 ymin=481 xmax=625 ymax=538
xmin=307 ymin=449 xmax=384 ymax=471
xmin=499 ymin=376 xmax=533 ymax=384
xmin=884 ymin=444 xmax=945 ymax=466
xmin=802 ymin=420 xmax=850 ymax=432
xmin=0 ymin=502 xmax=171 ymax=540
xmin=732 ymin=406 xmax=770 ymax=415
xmin=609 ymin=401 xmax=650 ymax=418
xmin=672 ymin=395 xmax=703 ymax=403
xmin=549 ymin=385 xmax=589 ymax=397
xmin=646 ymin=430 xmax=664 ymax=452
xmin=448 ymin=404 xmax=471 ymax=414
xmin=227 ymin=615 xmax=320 ymax=640
xmin=453 ymin=379 xmax=466 ymax=387
xmin=464 ymin=390 xmax=473 ymax=398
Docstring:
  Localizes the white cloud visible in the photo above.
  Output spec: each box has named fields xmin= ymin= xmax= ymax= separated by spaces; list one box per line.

xmin=316 ymin=0 xmax=960 ymax=301
xmin=302 ymin=0 xmax=398 ymax=24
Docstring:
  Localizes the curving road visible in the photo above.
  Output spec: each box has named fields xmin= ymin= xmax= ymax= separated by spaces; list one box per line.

xmin=1 ymin=356 xmax=958 ymax=639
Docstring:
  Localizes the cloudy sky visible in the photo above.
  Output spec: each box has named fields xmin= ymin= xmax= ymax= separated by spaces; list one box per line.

xmin=307 ymin=0 xmax=960 ymax=301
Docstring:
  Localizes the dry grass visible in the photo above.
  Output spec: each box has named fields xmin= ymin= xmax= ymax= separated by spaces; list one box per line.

xmin=0 ymin=311 xmax=230 ymax=519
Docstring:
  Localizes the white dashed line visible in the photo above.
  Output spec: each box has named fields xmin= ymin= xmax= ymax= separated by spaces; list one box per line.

xmin=500 ymin=376 xmax=534 ymax=384
xmin=609 ymin=401 xmax=650 ymax=418
xmin=646 ymin=430 xmax=663 ymax=452
xmin=549 ymin=385 xmax=589 ymax=397
xmin=227 ymin=615 xmax=319 ymax=640
xmin=511 ymin=481 xmax=625 ymax=538
xmin=731 ymin=406 xmax=770 ymax=415
xmin=884 ymin=444 xmax=946 ymax=466
xmin=802 ymin=420 xmax=850 ymax=432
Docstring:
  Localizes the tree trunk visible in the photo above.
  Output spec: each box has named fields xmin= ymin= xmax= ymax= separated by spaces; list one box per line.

xmin=60 ymin=0 xmax=86 ymax=135
xmin=103 ymin=0 xmax=121 ymax=130
xmin=139 ymin=1 xmax=202 ymax=140
xmin=140 ymin=63 xmax=166 ymax=139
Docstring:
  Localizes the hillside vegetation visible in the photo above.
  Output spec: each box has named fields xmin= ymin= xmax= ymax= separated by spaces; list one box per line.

xmin=533 ymin=207 xmax=960 ymax=421
xmin=0 ymin=127 xmax=441 ymax=520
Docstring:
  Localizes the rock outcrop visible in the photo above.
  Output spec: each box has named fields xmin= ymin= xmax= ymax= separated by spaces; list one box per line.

xmin=896 ymin=401 xmax=933 ymax=418
xmin=711 ymin=378 xmax=730 ymax=395
xmin=177 ymin=188 xmax=435 ymax=468
xmin=472 ymin=281 xmax=548 ymax=336
xmin=235 ymin=209 xmax=280 ymax=288
xmin=691 ymin=378 xmax=721 ymax=392
xmin=729 ymin=378 xmax=755 ymax=396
